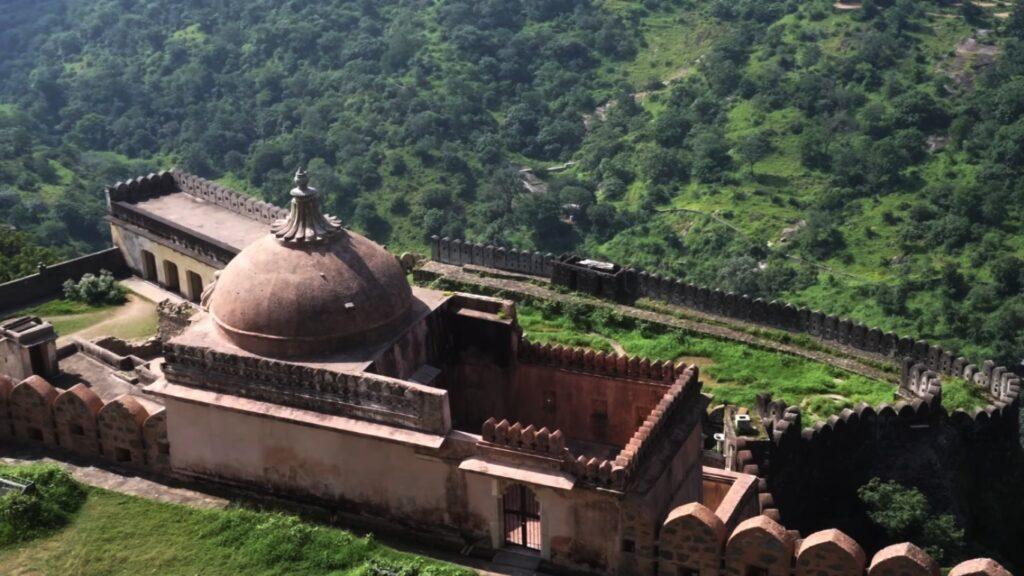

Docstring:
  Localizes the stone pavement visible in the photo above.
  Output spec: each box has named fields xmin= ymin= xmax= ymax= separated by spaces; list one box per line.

xmin=1 ymin=447 xmax=226 ymax=509
xmin=121 ymin=276 xmax=187 ymax=305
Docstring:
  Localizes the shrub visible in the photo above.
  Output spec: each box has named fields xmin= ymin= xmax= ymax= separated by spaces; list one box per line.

xmin=62 ymin=269 xmax=126 ymax=306
xmin=0 ymin=464 xmax=87 ymax=546
xmin=858 ymin=477 xmax=964 ymax=564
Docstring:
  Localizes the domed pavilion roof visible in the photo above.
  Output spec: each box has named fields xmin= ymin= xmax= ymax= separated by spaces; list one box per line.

xmin=207 ymin=168 xmax=412 ymax=357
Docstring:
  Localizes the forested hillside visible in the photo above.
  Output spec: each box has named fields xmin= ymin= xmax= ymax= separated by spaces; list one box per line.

xmin=0 ymin=0 xmax=1021 ymax=366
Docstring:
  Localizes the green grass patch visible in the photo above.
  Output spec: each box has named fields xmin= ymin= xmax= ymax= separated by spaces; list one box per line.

xmin=9 ymin=289 xmax=157 ymax=340
xmin=17 ymin=299 xmax=110 ymax=317
xmin=517 ymin=300 xmax=895 ymax=423
xmin=0 ymin=463 xmax=88 ymax=548
xmin=0 ymin=481 xmax=471 ymax=576
xmin=940 ymin=377 xmax=991 ymax=413
xmin=10 ymin=299 xmax=120 ymax=336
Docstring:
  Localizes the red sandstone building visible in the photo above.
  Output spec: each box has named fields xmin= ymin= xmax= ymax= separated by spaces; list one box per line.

xmin=146 ymin=169 xmax=757 ymax=574
xmin=0 ymin=169 xmax=1014 ymax=576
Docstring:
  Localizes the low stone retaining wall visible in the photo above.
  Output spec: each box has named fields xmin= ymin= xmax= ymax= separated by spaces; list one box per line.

xmin=0 ymin=248 xmax=127 ymax=314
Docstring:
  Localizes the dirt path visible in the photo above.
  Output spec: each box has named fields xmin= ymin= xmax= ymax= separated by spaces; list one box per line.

xmin=2 ymin=449 xmax=227 ymax=509
xmin=606 ymin=338 xmax=627 ymax=355
xmin=53 ymin=294 xmax=157 ymax=346
xmin=75 ymin=295 xmax=153 ymax=339
xmin=420 ymin=261 xmax=895 ymax=383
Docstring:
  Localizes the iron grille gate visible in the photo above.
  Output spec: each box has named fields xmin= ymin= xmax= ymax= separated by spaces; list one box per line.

xmin=502 ymin=484 xmax=541 ymax=550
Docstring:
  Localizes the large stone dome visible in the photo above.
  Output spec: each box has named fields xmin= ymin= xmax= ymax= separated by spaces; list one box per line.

xmin=207 ymin=169 xmax=412 ymax=357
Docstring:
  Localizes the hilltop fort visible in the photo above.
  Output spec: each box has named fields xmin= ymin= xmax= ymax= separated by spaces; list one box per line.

xmin=0 ymin=170 xmax=1018 ymax=576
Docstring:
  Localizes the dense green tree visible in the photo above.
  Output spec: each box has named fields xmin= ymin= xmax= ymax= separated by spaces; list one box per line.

xmin=0 ymin=0 xmax=1020 ymax=373
xmin=690 ymin=128 xmax=732 ymax=183
xmin=858 ymin=478 xmax=965 ymax=564
xmin=734 ymin=131 xmax=773 ymax=175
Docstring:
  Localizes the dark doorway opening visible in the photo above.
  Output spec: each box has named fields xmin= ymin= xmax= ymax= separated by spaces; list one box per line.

xmin=503 ymin=484 xmax=541 ymax=551
xmin=186 ymin=271 xmax=203 ymax=302
xmin=163 ymin=260 xmax=180 ymax=292
xmin=29 ymin=345 xmax=46 ymax=376
xmin=141 ymin=250 xmax=158 ymax=281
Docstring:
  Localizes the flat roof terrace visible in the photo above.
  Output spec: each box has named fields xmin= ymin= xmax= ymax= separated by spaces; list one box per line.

xmin=128 ymin=192 xmax=269 ymax=252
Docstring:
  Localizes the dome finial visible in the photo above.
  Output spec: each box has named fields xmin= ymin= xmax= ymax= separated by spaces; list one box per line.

xmin=271 ymin=165 xmax=342 ymax=244
xmin=293 ymin=166 xmax=310 ymax=190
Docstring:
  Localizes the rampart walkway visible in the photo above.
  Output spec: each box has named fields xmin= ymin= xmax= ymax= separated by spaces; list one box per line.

xmin=418 ymin=261 xmax=895 ymax=383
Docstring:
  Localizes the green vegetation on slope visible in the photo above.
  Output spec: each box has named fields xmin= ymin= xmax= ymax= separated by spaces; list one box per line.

xmin=0 ymin=464 xmax=470 ymax=576
xmin=517 ymin=300 xmax=895 ymax=422
xmin=0 ymin=0 xmax=1022 ymax=362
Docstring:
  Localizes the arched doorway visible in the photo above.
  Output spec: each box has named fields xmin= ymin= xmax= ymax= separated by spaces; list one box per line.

xmin=186 ymin=271 xmax=203 ymax=302
xmin=141 ymin=250 xmax=157 ymax=282
xmin=163 ymin=260 xmax=180 ymax=293
xmin=502 ymin=484 xmax=541 ymax=551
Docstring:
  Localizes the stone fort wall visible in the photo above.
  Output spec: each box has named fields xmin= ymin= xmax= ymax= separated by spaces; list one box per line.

xmin=653 ymin=507 xmax=1012 ymax=576
xmin=430 ymin=237 xmax=1020 ymax=575
xmin=0 ymin=373 xmax=169 ymax=474
xmin=162 ymin=341 xmax=452 ymax=435
xmin=429 ymin=237 xmax=1021 ymax=423
xmin=729 ymin=356 xmax=1021 ymax=546
xmin=1 ymin=367 xmax=1010 ymax=575
xmin=0 ymin=248 xmax=127 ymax=314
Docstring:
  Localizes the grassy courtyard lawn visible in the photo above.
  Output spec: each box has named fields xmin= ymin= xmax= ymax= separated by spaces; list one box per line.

xmin=11 ymin=291 xmax=157 ymax=341
xmin=0 ymin=484 xmax=471 ymax=576
xmin=517 ymin=301 xmax=896 ymax=423
xmin=13 ymin=299 xmax=121 ymax=336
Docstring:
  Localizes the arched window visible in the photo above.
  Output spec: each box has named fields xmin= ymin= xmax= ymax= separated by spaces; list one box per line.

xmin=502 ymin=484 xmax=541 ymax=551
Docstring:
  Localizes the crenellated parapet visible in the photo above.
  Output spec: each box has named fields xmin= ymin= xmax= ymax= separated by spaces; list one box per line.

xmin=657 ymin=505 xmax=1009 ymax=576
xmin=170 ymin=171 xmax=286 ymax=224
xmin=105 ymin=170 xmax=286 ymax=269
xmin=476 ymin=365 xmax=699 ymax=491
xmin=615 ymin=366 xmax=700 ymax=477
xmin=900 ymin=358 xmax=942 ymax=403
xmin=105 ymin=170 xmax=285 ymax=225
xmin=0 ymin=373 xmax=167 ymax=471
xmin=481 ymin=417 xmax=566 ymax=456
xmin=518 ymin=339 xmax=684 ymax=384
xmin=748 ymin=355 xmax=1020 ymax=452
xmin=103 ymin=171 xmax=179 ymax=205
xmin=161 ymin=341 xmax=451 ymax=435
xmin=430 ymin=236 xmax=555 ymax=278
xmin=899 ymin=357 xmax=1020 ymax=433
xmin=478 ymin=416 xmax=625 ymax=488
